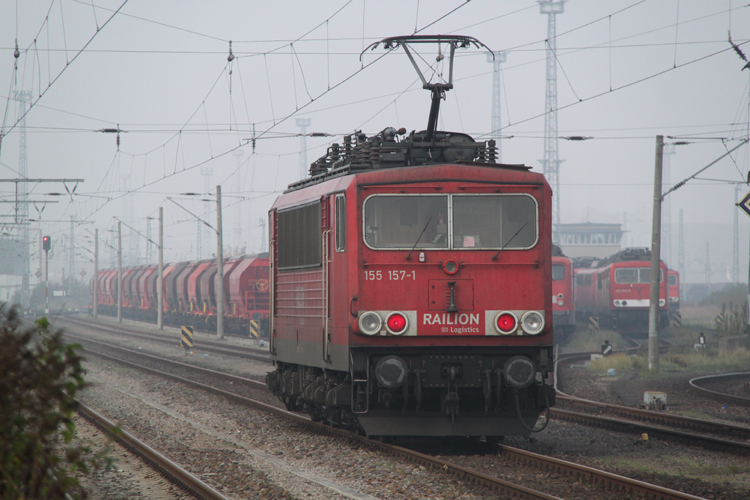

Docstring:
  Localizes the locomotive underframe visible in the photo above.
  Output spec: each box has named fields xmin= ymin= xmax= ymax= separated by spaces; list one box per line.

xmin=267 ymin=345 xmax=555 ymax=437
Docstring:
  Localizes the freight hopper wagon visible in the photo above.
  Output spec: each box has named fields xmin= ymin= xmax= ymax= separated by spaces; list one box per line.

xmin=266 ymin=35 xmax=555 ymax=439
xmin=92 ymin=254 xmax=270 ymax=338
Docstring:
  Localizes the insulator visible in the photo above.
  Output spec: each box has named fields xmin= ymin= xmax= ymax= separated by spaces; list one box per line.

xmin=487 ymin=140 xmax=498 ymax=163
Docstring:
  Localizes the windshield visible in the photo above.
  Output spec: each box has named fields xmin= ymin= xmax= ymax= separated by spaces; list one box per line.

xmin=552 ymin=264 xmax=565 ymax=281
xmin=364 ymin=195 xmax=448 ymax=249
xmin=363 ymin=194 xmax=537 ymax=250
xmin=615 ymin=267 xmax=663 ymax=284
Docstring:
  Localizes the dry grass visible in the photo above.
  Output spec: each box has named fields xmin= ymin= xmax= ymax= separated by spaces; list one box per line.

xmin=678 ymin=305 xmax=720 ymax=328
xmin=561 ymin=328 xmax=625 ymax=353
xmin=588 ymin=353 xmax=635 ymax=376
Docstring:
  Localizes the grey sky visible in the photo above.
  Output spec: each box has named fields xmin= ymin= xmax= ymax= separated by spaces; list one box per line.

xmin=1 ymin=1 xmax=749 ymax=286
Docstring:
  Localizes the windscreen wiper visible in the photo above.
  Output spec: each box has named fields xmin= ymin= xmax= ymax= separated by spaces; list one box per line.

xmin=492 ymin=222 xmax=528 ymax=261
xmin=406 ymin=216 xmax=432 ymax=261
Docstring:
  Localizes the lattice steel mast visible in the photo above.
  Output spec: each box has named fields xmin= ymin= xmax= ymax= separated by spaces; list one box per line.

xmin=14 ymin=91 xmax=32 ymax=305
xmin=487 ymin=51 xmax=507 ymax=163
xmin=539 ymin=0 xmax=566 ymax=244
xmin=662 ymin=144 xmax=675 ymax=267
xmin=297 ymin=118 xmax=311 ymax=180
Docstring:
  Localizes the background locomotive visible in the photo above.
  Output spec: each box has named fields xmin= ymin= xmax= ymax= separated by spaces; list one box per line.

xmin=92 ymin=254 xmax=270 ymax=336
xmin=551 ymin=244 xmax=575 ymax=341
xmin=265 ymin=36 xmax=555 ymax=438
xmin=573 ymin=247 xmax=669 ymax=332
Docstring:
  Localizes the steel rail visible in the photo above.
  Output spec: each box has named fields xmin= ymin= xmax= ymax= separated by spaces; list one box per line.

xmin=555 ymin=394 xmax=750 ymax=440
xmin=65 ymin=333 xmax=268 ymax=388
xmin=61 ymin=316 xmax=271 ymax=363
xmin=551 ymin=407 xmax=750 ymax=454
xmin=554 ymin=353 xmax=750 ymax=453
xmin=688 ymin=372 xmax=750 ymax=407
xmin=72 ymin=333 xmax=710 ymax=500
xmin=76 ymin=400 xmax=231 ymax=500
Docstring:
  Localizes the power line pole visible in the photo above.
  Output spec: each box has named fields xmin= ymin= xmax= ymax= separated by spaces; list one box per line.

xmin=232 ymin=148 xmax=244 ymax=253
xmin=487 ymin=51 xmax=507 ymax=163
xmin=539 ymin=0 xmax=566 ymax=244
xmin=297 ymin=118 xmax=311 ymax=180
xmin=200 ymin=167 xmax=213 ymax=258
xmin=678 ymin=208 xmax=684 ymax=301
xmin=14 ymin=91 xmax=31 ymax=307
xmin=147 ymin=217 xmax=153 ymax=264
xmin=648 ymin=135 xmax=664 ymax=373
xmin=117 ymin=222 xmax=122 ymax=322
xmin=216 ymin=186 xmax=224 ymax=340
xmin=734 ymin=184 xmax=740 ymax=283
xmin=705 ymin=241 xmax=710 ymax=288
xmin=662 ymin=144 xmax=675 ymax=267
xmin=158 ymin=207 xmax=164 ymax=330
xmin=69 ymin=216 xmax=75 ymax=288
xmin=94 ymin=228 xmax=98 ymax=318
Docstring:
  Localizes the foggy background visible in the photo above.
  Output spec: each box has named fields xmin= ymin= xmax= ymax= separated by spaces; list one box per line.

xmin=1 ymin=0 xmax=749 ymax=300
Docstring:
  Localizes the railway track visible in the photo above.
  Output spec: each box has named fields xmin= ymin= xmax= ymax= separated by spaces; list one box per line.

xmin=60 ymin=315 xmax=271 ymax=364
xmin=66 ymin=330 xmax=709 ymax=500
xmin=689 ymin=372 xmax=750 ymax=407
xmin=553 ymin=351 xmax=750 ymax=454
xmin=76 ymin=400 xmax=231 ymax=500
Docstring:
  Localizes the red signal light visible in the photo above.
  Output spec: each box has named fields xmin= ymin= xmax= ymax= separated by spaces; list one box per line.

xmin=42 ymin=236 xmax=51 ymax=251
xmin=386 ymin=312 xmax=408 ymax=335
xmin=496 ymin=312 xmax=517 ymax=334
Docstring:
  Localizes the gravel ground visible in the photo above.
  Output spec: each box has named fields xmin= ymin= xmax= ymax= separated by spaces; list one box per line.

xmin=73 ymin=415 xmax=186 ymax=500
xmin=61 ymin=315 xmax=750 ymax=499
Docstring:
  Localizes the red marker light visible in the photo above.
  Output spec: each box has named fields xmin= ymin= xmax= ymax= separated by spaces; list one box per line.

xmin=386 ymin=312 xmax=408 ymax=335
xmin=496 ymin=313 xmax=517 ymax=334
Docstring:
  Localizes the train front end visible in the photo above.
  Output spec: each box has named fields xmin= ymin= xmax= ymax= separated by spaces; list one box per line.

xmin=349 ymin=164 xmax=554 ymax=437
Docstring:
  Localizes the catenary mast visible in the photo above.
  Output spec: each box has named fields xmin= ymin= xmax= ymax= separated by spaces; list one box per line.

xmin=487 ymin=51 xmax=507 ymax=164
xmin=539 ymin=0 xmax=566 ymax=244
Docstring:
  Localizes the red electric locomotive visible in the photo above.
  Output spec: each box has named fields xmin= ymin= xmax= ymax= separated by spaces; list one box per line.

xmin=266 ymin=36 xmax=555 ymax=438
xmin=551 ymin=245 xmax=575 ymax=341
xmin=574 ymin=248 xmax=669 ymax=331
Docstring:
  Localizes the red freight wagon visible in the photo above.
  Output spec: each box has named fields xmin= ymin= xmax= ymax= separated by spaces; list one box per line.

xmin=174 ymin=262 xmax=198 ymax=312
xmin=186 ymin=261 xmax=211 ymax=314
xmin=197 ymin=262 xmax=218 ymax=315
xmin=266 ymin=35 xmax=555 ymax=439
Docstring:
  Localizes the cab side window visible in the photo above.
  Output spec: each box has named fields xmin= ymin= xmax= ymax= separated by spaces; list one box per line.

xmin=335 ymin=195 xmax=345 ymax=252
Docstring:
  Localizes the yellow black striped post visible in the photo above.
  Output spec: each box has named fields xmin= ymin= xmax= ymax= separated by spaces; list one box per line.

xmin=181 ymin=325 xmax=194 ymax=355
xmin=249 ymin=320 xmax=260 ymax=341
xmin=715 ymin=313 xmax=726 ymax=329
xmin=672 ymin=311 xmax=682 ymax=327
xmin=589 ymin=316 xmax=599 ymax=331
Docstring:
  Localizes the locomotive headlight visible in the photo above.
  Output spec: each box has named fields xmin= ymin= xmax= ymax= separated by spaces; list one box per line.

xmin=385 ymin=312 xmax=408 ymax=335
xmin=521 ymin=311 xmax=544 ymax=335
xmin=359 ymin=311 xmax=382 ymax=335
xmin=494 ymin=312 xmax=518 ymax=335
xmin=443 ymin=259 xmax=459 ymax=275
xmin=503 ymin=356 xmax=536 ymax=389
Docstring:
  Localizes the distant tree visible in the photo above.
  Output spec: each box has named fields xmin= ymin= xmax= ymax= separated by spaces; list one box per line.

xmin=0 ymin=306 xmax=110 ymax=499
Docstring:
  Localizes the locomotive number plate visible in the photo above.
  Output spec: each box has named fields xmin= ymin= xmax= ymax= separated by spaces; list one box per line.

xmin=364 ymin=270 xmax=416 ymax=281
